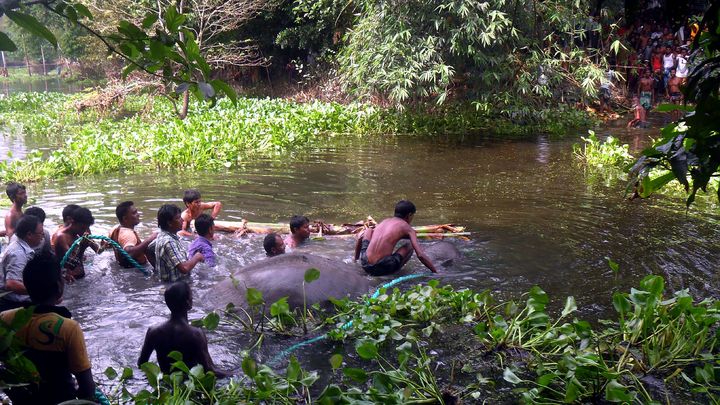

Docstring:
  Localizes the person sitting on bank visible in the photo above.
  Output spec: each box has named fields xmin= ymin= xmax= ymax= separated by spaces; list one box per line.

xmin=179 ymin=189 xmax=223 ymax=237
xmin=155 ymin=204 xmax=204 ymax=282
xmin=109 ymin=201 xmax=157 ymax=269
xmin=284 ymin=215 xmax=311 ymax=250
xmin=263 ymin=232 xmax=286 ymax=257
xmin=354 ymin=200 xmax=438 ymax=276
xmin=12 ymin=206 xmax=52 ymax=255
xmin=53 ymin=207 xmax=98 ymax=281
xmin=0 ymin=253 xmax=95 ymax=405
xmin=188 ymin=214 xmax=216 ymax=267
xmin=0 ymin=215 xmax=45 ymax=311
xmin=4 ymin=181 xmax=27 ymax=238
xmin=138 ymin=281 xmax=229 ymax=377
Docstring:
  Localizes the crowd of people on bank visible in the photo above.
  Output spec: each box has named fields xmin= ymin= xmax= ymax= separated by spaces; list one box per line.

xmin=0 ymin=181 xmax=439 ymax=404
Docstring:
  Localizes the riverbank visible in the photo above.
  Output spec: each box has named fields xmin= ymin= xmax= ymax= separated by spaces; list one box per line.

xmin=0 ymin=92 xmax=596 ymax=182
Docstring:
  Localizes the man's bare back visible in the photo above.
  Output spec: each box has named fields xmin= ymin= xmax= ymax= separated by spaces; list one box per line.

xmin=364 ymin=217 xmax=413 ymax=264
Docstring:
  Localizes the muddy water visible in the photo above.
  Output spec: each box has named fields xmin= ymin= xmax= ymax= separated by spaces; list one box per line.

xmin=4 ymin=114 xmax=720 ymax=392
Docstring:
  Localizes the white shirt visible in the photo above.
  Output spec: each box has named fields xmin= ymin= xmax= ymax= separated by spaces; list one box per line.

xmin=662 ymin=54 xmax=675 ymax=69
xmin=676 ymin=56 xmax=688 ymax=78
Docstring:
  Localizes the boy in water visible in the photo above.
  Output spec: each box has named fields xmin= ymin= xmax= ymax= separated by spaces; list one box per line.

xmin=155 ymin=204 xmax=204 ymax=282
xmin=4 ymin=182 xmax=27 ymax=238
xmin=179 ymin=190 xmax=223 ymax=237
xmin=354 ymin=200 xmax=438 ymax=276
xmin=51 ymin=204 xmax=80 ymax=249
xmin=138 ymin=281 xmax=228 ymax=377
xmin=284 ymin=215 xmax=311 ymax=249
xmin=109 ymin=201 xmax=157 ymax=269
xmin=53 ymin=207 xmax=97 ymax=281
xmin=188 ymin=214 xmax=216 ymax=267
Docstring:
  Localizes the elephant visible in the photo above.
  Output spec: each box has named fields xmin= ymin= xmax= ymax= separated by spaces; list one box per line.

xmin=201 ymin=241 xmax=462 ymax=312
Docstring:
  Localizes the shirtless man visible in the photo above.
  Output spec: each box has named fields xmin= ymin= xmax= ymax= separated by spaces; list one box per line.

xmin=354 ymin=200 xmax=437 ymax=276
xmin=285 ymin=215 xmax=311 ymax=250
xmin=109 ymin=201 xmax=157 ymax=268
xmin=138 ymin=281 xmax=229 ymax=377
xmin=638 ymin=70 xmax=654 ymax=115
xmin=179 ymin=189 xmax=225 ymax=237
xmin=51 ymin=204 xmax=80 ymax=249
xmin=53 ymin=207 xmax=96 ymax=281
xmin=4 ymin=182 xmax=27 ymax=238
xmin=667 ymin=69 xmax=684 ymax=120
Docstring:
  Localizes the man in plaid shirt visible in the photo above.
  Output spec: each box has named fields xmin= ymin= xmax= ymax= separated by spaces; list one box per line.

xmin=155 ymin=205 xmax=204 ymax=282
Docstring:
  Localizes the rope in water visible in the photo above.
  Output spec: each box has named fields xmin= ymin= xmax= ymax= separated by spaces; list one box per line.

xmin=95 ymin=388 xmax=111 ymax=405
xmin=268 ymin=273 xmax=427 ymax=365
xmin=59 ymin=235 xmax=150 ymax=276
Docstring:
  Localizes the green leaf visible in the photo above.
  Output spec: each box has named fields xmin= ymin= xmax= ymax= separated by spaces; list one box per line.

xmin=120 ymin=367 xmax=133 ymax=381
xmin=0 ymin=32 xmax=18 ymax=52
xmin=5 ymin=11 xmax=58 ymax=48
xmin=605 ymin=379 xmax=634 ymax=402
xmin=561 ymin=296 xmax=577 ymax=317
xmin=356 ymin=339 xmax=378 ymax=360
xmin=329 ymin=354 xmax=343 ymax=370
xmin=202 ymin=312 xmax=220 ymax=330
xmin=140 ymin=362 xmax=161 ymax=389
xmin=343 ymin=367 xmax=368 ymax=382
xmin=304 ymin=268 xmax=321 ymax=283
xmin=242 ymin=356 xmax=257 ymax=378
xmin=287 ymin=356 xmax=301 ymax=381
xmin=164 ymin=5 xmax=186 ymax=33
xmin=270 ymin=297 xmax=290 ymax=316
xmin=142 ymin=13 xmax=158 ymax=29
xmin=149 ymin=40 xmax=167 ymax=60
xmin=503 ymin=368 xmax=522 ymax=384
xmin=210 ymin=79 xmax=237 ymax=104
xmin=612 ymin=292 xmax=631 ymax=314
xmin=73 ymin=3 xmax=93 ymax=20
xmin=104 ymin=366 xmax=118 ymax=380
xmin=246 ymin=287 xmax=264 ymax=307
xmin=605 ymin=256 xmax=620 ymax=273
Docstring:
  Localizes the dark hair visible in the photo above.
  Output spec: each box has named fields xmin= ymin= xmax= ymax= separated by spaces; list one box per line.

xmin=263 ymin=233 xmax=281 ymax=256
xmin=394 ymin=200 xmax=416 ymax=218
xmin=157 ymin=204 xmax=181 ymax=231
xmin=71 ymin=207 xmax=95 ymax=226
xmin=6 ymin=182 xmax=25 ymax=202
xmin=15 ymin=215 xmax=40 ymax=240
xmin=194 ymin=214 xmax=214 ymax=237
xmin=116 ymin=201 xmax=134 ymax=222
xmin=164 ymin=281 xmax=191 ymax=313
xmin=62 ymin=204 xmax=81 ymax=223
xmin=24 ymin=206 xmax=46 ymax=223
xmin=183 ymin=189 xmax=201 ymax=205
xmin=289 ymin=215 xmax=309 ymax=233
xmin=23 ymin=253 xmax=62 ymax=303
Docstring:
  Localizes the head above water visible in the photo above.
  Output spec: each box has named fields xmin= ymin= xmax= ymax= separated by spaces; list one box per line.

xmin=24 ymin=253 xmax=63 ymax=304
xmin=24 ymin=206 xmax=46 ymax=224
xmin=70 ymin=207 xmax=95 ymax=234
xmin=394 ymin=200 xmax=416 ymax=220
xmin=62 ymin=204 xmax=81 ymax=225
xmin=6 ymin=182 xmax=26 ymax=204
xmin=195 ymin=214 xmax=214 ymax=238
xmin=116 ymin=201 xmax=141 ymax=227
xmin=15 ymin=215 xmax=42 ymax=245
xmin=263 ymin=232 xmax=285 ymax=257
xmin=164 ymin=281 xmax=192 ymax=314
xmin=158 ymin=204 xmax=182 ymax=232
xmin=289 ymin=215 xmax=310 ymax=234
xmin=183 ymin=189 xmax=202 ymax=206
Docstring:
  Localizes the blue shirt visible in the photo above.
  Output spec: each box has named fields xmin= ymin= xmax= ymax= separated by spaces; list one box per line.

xmin=188 ymin=236 xmax=215 ymax=267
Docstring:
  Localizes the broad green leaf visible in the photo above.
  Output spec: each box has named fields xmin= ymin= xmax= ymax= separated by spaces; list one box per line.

xmin=104 ymin=366 xmax=118 ymax=380
xmin=329 ymin=354 xmax=343 ymax=370
xmin=210 ymin=79 xmax=237 ymax=104
xmin=142 ymin=14 xmax=159 ymax=29
xmin=0 ymin=32 xmax=18 ymax=52
xmin=246 ymin=287 xmax=264 ymax=307
xmin=605 ymin=256 xmax=619 ymax=273
xmin=605 ymin=379 xmax=634 ymax=402
xmin=73 ymin=3 xmax=93 ymax=20
xmin=202 ymin=312 xmax=220 ymax=330
xmin=242 ymin=356 xmax=257 ymax=378
xmin=270 ymin=297 xmax=290 ymax=316
xmin=304 ymin=268 xmax=321 ymax=283
xmin=286 ymin=356 xmax=301 ymax=381
xmin=561 ymin=296 xmax=577 ymax=317
xmin=355 ymin=339 xmax=378 ymax=360
xmin=164 ymin=5 xmax=186 ymax=33
xmin=5 ymin=11 xmax=58 ymax=48
xmin=343 ymin=367 xmax=368 ymax=382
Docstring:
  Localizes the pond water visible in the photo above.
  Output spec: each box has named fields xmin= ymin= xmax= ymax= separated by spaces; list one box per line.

xmin=3 ymin=109 xmax=720 ymax=395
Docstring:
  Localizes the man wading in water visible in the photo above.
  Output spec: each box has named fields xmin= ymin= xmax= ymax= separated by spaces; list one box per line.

xmin=354 ymin=200 xmax=438 ymax=276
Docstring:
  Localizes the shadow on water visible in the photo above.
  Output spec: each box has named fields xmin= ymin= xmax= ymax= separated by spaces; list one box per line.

xmin=4 ymin=116 xmax=720 ymax=392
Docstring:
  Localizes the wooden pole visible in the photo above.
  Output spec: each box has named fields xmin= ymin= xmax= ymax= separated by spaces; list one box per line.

xmin=0 ymin=51 xmax=6 ymax=77
xmin=23 ymin=37 xmax=31 ymax=77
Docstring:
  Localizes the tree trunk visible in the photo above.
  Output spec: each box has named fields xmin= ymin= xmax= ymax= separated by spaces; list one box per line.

xmin=40 ymin=45 xmax=47 ymax=76
xmin=179 ymin=90 xmax=189 ymax=119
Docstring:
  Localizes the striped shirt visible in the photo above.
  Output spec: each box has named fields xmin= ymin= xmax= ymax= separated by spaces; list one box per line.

xmin=154 ymin=230 xmax=186 ymax=282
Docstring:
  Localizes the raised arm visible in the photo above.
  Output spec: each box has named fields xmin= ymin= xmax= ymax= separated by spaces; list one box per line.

xmin=125 ymin=232 xmax=158 ymax=259
xmin=408 ymin=229 xmax=438 ymax=273
xmin=203 ymin=202 xmax=222 ymax=220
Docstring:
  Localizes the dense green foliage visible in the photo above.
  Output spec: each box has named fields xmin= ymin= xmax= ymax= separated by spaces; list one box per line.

xmin=0 ymin=92 xmax=593 ymax=182
xmin=93 ymin=277 xmax=720 ymax=403
xmin=629 ymin=2 xmax=720 ymax=208
xmin=573 ymin=130 xmax=633 ymax=168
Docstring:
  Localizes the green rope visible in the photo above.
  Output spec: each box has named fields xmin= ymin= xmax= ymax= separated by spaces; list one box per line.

xmin=95 ymin=388 xmax=111 ymax=405
xmin=268 ymin=273 xmax=427 ymax=365
xmin=59 ymin=235 xmax=150 ymax=276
